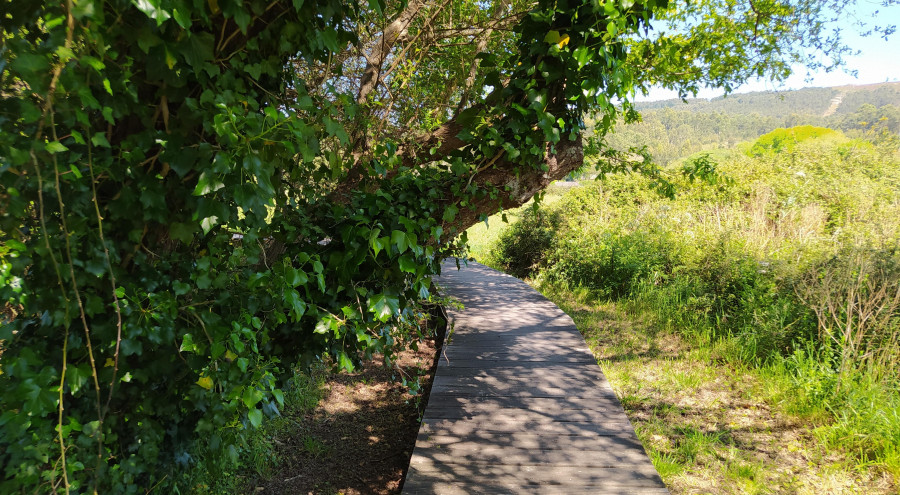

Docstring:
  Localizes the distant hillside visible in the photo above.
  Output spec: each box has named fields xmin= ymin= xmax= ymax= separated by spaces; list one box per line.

xmin=596 ymin=82 xmax=900 ymax=166
xmin=635 ymin=82 xmax=900 ymax=118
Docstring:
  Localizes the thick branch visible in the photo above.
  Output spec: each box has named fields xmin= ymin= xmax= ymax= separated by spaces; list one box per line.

xmin=356 ymin=1 xmax=425 ymax=104
xmin=445 ymin=136 xmax=584 ymax=236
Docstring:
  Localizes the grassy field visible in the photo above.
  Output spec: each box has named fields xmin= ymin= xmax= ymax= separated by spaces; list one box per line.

xmin=465 ymin=129 xmax=900 ymax=493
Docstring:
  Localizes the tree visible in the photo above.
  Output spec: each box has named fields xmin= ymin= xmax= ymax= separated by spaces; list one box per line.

xmin=1 ymin=0 xmax=895 ymax=491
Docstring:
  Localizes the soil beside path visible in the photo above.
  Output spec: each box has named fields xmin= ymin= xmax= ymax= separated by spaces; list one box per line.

xmin=253 ymin=322 xmax=443 ymax=494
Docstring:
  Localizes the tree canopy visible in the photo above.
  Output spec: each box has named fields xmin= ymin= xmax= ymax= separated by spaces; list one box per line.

xmin=1 ymin=0 xmax=895 ymax=491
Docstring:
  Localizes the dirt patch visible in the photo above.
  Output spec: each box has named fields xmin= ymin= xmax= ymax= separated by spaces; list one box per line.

xmin=254 ymin=325 xmax=443 ymax=494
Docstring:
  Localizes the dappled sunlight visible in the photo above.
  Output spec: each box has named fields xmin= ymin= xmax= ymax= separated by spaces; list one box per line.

xmin=403 ymin=261 xmax=666 ymax=493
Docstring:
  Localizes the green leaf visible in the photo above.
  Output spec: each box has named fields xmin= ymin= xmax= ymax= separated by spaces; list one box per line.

xmin=398 ymin=254 xmax=416 ymax=273
xmin=193 ymin=171 xmax=225 ymax=196
xmin=169 ymin=222 xmax=195 ymax=244
xmin=67 ymin=365 xmax=90 ymax=395
xmin=242 ymin=387 xmax=264 ymax=409
xmin=286 ymin=268 xmax=308 ymax=287
xmin=338 ymin=352 xmax=354 ymax=372
xmin=199 ymin=216 xmax=219 ymax=234
xmin=314 ymin=319 xmax=330 ymax=334
xmin=180 ymin=333 xmax=198 ymax=353
xmin=442 ymin=205 xmax=459 ymax=222
xmin=173 ymin=281 xmax=191 ymax=296
xmin=180 ymin=32 xmax=214 ymax=69
xmin=543 ymin=30 xmax=562 ymax=44
xmin=91 ymin=133 xmax=111 ymax=148
xmin=233 ymin=8 xmax=252 ymax=33
xmin=102 ymin=106 xmax=115 ymax=124
xmin=323 ymin=116 xmax=349 ymax=144
xmin=368 ymin=0 xmax=386 ymax=14
xmin=371 ymin=236 xmax=385 ymax=257
xmin=285 ymin=289 xmax=307 ymax=320
xmin=45 ymin=141 xmax=68 ymax=154
xmin=137 ymin=29 xmax=162 ymax=53
xmin=391 ymin=230 xmax=408 ymax=254
xmin=11 ymin=53 xmax=50 ymax=76
xmin=320 ymin=28 xmax=340 ymax=52
xmin=164 ymin=46 xmax=177 ymax=69
xmin=133 ymin=0 xmax=172 ymax=26
xmin=80 ymin=56 xmax=105 ymax=72
xmin=172 ymin=8 xmax=191 ymax=29
xmin=248 ymin=408 xmax=262 ymax=428
xmin=573 ymin=46 xmax=593 ymax=69
xmin=368 ymin=293 xmax=399 ymax=322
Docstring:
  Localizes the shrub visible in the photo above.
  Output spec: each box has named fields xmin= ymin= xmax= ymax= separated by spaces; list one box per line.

xmin=793 ymin=246 xmax=900 ymax=383
xmin=749 ymin=125 xmax=838 ymax=155
xmin=492 ymin=209 xmax=557 ymax=278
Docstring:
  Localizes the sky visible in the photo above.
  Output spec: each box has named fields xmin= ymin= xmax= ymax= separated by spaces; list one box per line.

xmin=637 ymin=1 xmax=900 ymax=102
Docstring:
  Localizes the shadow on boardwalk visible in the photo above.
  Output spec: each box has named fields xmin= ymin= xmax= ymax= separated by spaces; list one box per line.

xmin=401 ymin=261 xmax=668 ymax=494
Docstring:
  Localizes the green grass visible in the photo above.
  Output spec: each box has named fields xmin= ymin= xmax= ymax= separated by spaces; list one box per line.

xmin=531 ymin=282 xmax=898 ymax=493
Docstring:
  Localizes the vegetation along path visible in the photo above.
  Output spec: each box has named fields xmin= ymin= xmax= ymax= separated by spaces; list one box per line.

xmin=402 ymin=261 xmax=668 ymax=494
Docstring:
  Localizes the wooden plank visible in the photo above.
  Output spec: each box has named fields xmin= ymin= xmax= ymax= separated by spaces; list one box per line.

xmin=438 ymin=356 xmax=598 ymax=366
xmin=404 ymin=460 xmax=665 ymax=487
xmin=424 ymin=395 xmax=623 ymax=410
xmin=433 ymin=363 xmax=613 ymax=380
xmin=432 ymin=369 xmax=610 ymax=384
xmin=428 ymin=384 xmax=617 ymax=398
xmin=409 ymin=447 xmax=655 ymax=467
xmin=402 ymin=481 xmax=670 ymax=495
xmin=414 ymin=430 xmax=647 ymax=451
xmin=422 ymin=406 xmax=629 ymax=423
xmin=445 ymin=335 xmax=587 ymax=345
xmin=420 ymin=418 xmax=635 ymax=435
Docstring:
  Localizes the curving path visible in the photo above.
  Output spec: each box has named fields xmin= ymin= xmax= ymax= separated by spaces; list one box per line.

xmin=402 ymin=261 xmax=668 ymax=494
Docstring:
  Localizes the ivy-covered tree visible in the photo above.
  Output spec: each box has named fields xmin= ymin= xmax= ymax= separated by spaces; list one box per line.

xmin=1 ymin=0 xmax=895 ymax=491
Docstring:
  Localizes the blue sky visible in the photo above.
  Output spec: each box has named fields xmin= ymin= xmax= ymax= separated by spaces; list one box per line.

xmin=638 ymin=1 xmax=900 ymax=102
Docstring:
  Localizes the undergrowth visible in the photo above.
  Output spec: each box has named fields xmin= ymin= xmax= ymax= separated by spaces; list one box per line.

xmin=467 ymin=129 xmax=900 ymax=486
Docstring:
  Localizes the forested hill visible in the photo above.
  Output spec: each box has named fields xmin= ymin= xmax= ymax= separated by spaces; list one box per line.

xmin=635 ymin=81 xmax=900 ymax=117
xmin=603 ymin=82 xmax=900 ymax=165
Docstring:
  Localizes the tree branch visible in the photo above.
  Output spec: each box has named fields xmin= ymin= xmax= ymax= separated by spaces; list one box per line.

xmin=356 ymin=0 xmax=426 ymax=104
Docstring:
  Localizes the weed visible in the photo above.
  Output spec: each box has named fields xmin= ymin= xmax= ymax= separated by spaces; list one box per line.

xmin=301 ymin=435 xmax=331 ymax=458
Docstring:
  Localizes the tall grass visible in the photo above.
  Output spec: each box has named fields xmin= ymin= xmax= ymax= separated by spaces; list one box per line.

xmin=473 ymin=129 xmax=900 ymax=477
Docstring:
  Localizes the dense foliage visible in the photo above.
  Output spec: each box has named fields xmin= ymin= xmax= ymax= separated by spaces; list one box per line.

xmin=480 ymin=129 xmax=900 ymax=474
xmin=1 ymin=0 xmax=895 ymax=491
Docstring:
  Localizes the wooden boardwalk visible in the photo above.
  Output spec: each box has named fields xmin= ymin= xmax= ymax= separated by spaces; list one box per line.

xmin=402 ymin=261 xmax=668 ymax=494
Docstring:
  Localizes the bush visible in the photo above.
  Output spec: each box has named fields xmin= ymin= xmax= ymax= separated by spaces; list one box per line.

xmin=749 ymin=125 xmax=838 ymax=155
xmin=793 ymin=246 xmax=900 ymax=382
xmin=485 ymin=130 xmax=899 ymax=377
xmin=492 ymin=209 xmax=557 ymax=278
